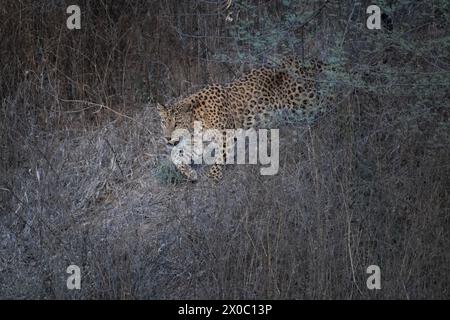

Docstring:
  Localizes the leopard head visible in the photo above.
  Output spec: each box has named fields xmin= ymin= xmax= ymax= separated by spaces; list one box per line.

xmin=157 ymin=99 xmax=194 ymax=147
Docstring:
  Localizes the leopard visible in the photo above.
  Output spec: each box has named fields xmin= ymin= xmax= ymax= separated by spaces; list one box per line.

xmin=157 ymin=56 xmax=333 ymax=182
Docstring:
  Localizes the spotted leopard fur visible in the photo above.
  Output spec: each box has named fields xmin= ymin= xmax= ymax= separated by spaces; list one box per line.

xmin=158 ymin=56 xmax=332 ymax=182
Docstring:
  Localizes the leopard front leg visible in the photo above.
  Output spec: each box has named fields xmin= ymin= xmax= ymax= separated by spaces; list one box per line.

xmin=171 ymin=143 xmax=198 ymax=182
xmin=205 ymin=129 xmax=235 ymax=182
xmin=205 ymin=138 xmax=225 ymax=182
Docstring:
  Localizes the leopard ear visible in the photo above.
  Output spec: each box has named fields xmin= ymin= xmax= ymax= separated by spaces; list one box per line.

xmin=156 ymin=103 xmax=166 ymax=114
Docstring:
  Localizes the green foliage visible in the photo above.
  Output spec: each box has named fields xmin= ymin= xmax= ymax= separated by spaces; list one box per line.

xmin=218 ymin=1 xmax=310 ymax=63
xmin=153 ymin=159 xmax=185 ymax=185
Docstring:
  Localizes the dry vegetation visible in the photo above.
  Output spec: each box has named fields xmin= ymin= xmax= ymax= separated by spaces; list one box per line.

xmin=1 ymin=0 xmax=449 ymax=299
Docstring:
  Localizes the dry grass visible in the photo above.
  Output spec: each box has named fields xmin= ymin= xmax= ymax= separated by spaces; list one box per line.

xmin=0 ymin=0 xmax=449 ymax=299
